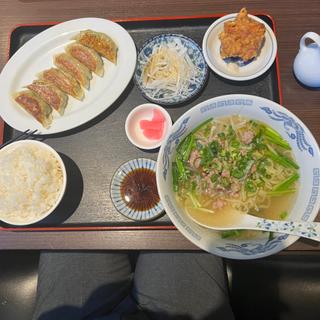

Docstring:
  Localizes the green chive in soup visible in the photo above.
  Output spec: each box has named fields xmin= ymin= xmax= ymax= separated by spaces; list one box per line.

xmin=172 ymin=115 xmax=299 ymax=238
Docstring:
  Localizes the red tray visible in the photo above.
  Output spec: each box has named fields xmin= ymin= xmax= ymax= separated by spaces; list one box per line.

xmin=0 ymin=14 xmax=282 ymax=232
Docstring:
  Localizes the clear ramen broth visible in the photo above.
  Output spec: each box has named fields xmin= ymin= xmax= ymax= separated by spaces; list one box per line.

xmin=172 ymin=115 xmax=299 ymax=238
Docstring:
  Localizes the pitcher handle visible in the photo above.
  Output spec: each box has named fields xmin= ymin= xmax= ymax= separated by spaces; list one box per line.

xmin=300 ymin=32 xmax=320 ymax=49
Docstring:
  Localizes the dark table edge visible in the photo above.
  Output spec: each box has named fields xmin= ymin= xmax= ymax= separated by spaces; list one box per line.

xmin=0 ymin=229 xmax=319 ymax=252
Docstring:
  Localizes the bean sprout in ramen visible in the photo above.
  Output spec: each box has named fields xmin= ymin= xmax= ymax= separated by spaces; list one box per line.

xmin=172 ymin=116 xmax=299 ymax=238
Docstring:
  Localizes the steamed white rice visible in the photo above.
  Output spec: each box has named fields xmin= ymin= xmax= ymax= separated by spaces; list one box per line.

xmin=0 ymin=143 xmax=64 ymax=224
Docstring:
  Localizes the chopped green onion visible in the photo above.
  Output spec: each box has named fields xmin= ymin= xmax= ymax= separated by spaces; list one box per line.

xmin=220 ymin=150 xmax=226 ymax=157
xmin=221 ymin=177 xmax=231 ymax=188
xmin=200 ymin=147 xmax=214 ymax=167
xmin=250 ymin=120 xmax=258 ymax=127
xmin=176 ymin=157 xmax=189 ymax=182
xmin=212 ymin=162 xmax=222 ymax=172
xmin=227 ymin=125 xmax=236 ymax=139
xmin=273 ymin=173 xmax=299 ymax=192
xmin=177 ymin=137 xmax=187 ymax=155
xmin=265 ymin=136 xmax=291 ymax=150
xmin=265 ymin=149 xmax=299 ymax=169
xmin=257 ymin=166 xmax=267 ymax=175
xmin=172 ymin=162 xmax=179 ymax=192
xmin=177 ymin=135 xmax=195 ymax=162
xmin=242 ymin=160 xmax=255 ymax=178
xmin=211 ymin=174 xmax=219 ymax=183
xmin=268 ymin=232 xmax=275 ymax=241
xmin=209 ymin=140 xmax=220 ymax=155
xmin=221 ymin=230 xmax=243 ymax=238
xmin=204 ymin=125 xmax=211 ymax=137
xmin=231 ymin=168 xmax=245 ymax=179
xmin=231 ymin=139 xmax=240 ymax=148
xmin=280 ymin=211 xmax=288 ymax=220
xmin=183 ymin=135 xmax=195 ymax=161
xmin=245 ymin=180 xmax=256 ymax=193
xmin=263 ymin=125 xmax=291 ymax=150
xmin=176 ymin=157 xmax=184 ymax=174
xmin=231 ymin=151 xmax=239 ymax=160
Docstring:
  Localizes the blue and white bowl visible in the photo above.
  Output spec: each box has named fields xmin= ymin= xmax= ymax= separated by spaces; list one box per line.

xmin=134 ymin=34 xmax=208 ymax=105
xmin=156 ymin=94 xmax=320 ymax=259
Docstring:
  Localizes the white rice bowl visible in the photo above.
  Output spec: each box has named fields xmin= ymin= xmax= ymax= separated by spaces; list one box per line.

xmin=0 ymin=140 xmax=66 ymax=225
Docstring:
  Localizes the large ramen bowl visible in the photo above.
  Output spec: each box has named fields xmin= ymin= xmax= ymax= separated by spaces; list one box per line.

xmin=156 ymin=94 xmax=320 ymax=259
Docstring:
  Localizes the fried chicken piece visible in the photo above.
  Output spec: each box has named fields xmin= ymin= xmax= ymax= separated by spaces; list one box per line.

xmin=219 ymin=8 xmax=266 ymax=62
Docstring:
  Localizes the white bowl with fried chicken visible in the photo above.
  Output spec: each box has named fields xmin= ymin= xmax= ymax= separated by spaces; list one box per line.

xmin=203 ymin=9 xmax=277 ymax=81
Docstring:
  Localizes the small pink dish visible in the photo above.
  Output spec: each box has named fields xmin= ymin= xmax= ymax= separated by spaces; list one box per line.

xmin=125 ymin=103 xmax=172 ymax=150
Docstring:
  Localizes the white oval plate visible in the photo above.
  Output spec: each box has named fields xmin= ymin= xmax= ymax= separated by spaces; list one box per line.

xmin=203 ymin=14 xmax=277 ymax=81
xmin=0 ymin=18 xmax=137 ymax=134
xmin=157 ymin=94 xmax=320 ymax=260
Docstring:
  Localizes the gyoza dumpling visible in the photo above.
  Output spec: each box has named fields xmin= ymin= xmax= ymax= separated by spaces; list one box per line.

xmin=13 ymin=90 xmax=52 ymax=128
xmin=66 ymin=43 xmax=104 ymax=77
xmin=39 ymin=68 xmax=84 ymax=100
xmin=74 ymin=30 xmax=118 ymax=64
xmin=54 ymin=53 xmax=92 ymax=89
xmin=27 ymin=80 xmax=68 ymax=115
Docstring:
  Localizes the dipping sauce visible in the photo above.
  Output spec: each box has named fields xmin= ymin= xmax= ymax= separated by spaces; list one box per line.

xmin=120 ymin=168 xmax=160 ymax=211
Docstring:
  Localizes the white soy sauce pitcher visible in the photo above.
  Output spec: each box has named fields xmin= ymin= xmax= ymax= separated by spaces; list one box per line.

xmin=293 ymin=32 xmax=320 ymax=87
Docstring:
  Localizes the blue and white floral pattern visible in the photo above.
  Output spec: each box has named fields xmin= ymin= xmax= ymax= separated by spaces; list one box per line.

xmin=303 ymin=168 xmax=320 ymax=221
xmin=260 ymin=106 xmax=314 ymax=156
xmin=217 ymin=235 xmax=288 ymax=255
xmin=256 ymin=219 xmax=319 ymax=240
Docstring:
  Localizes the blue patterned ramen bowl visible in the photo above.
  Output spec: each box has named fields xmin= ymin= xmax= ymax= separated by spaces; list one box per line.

xmin=134 ymin=34 xmax=208 ymax=105
xmin=156 ymin=94 xmax=320 ymax=259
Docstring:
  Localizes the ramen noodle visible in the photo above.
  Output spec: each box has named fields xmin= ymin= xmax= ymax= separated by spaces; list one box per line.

xmin=172 ymin=116 xmax=299 ymax=238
